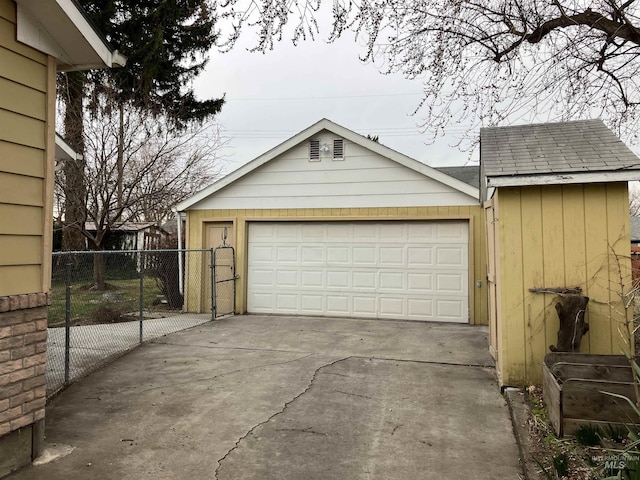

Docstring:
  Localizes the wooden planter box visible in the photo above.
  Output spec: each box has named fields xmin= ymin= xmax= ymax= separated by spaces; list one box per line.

xmin=543 ymin=353 xmax=638 ymax=436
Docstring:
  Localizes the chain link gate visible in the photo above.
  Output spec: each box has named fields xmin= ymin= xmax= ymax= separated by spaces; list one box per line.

xmin=211 ymin=230 xmax=236 ymax=318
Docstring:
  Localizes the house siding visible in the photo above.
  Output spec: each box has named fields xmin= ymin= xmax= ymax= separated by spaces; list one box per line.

xmin=0 ymin=0 xmax=51 ymax=296
xmin=0 ymin=0 xmax=52 ymax=474
xmin=493 ymin=183 xmax=632 ymax=385
xmin=185 ymin=206 xmax=488 ymax=325
xmin=191 ymin=132 xmax=478 ymax=210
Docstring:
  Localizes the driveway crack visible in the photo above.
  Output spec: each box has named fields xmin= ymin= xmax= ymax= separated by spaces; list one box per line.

xmin=214 ymin=356 xmax=350 ymax=480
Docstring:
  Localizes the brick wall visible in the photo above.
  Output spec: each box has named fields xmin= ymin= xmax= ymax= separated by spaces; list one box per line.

xmin=0 ymin=293 xmax=49 ymax=438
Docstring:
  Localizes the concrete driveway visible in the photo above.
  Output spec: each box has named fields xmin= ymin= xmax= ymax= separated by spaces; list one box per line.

xmin=10 ymin=315 xmax=521 ymax=480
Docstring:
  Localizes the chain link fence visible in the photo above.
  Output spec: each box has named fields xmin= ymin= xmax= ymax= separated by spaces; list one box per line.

xmin=46 ymin=249 xmax=217 ymax=397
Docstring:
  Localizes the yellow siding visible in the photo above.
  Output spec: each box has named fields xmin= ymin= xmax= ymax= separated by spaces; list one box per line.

xmin=495 ymin=183 xmax=632 ymax=386
xmin=0 ymin=265 xmax=41 ymax=296
xmin=0 ymin=0 xmax=53 ymax=296
xmin=186 ymin=206 xmax=488 ymax=325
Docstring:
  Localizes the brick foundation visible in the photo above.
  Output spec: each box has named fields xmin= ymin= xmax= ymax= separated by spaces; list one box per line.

xmin=0 ymin=293 xmax=49 ymax=477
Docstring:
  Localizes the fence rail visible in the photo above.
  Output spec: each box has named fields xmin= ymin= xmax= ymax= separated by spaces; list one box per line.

xmin=46 ymin=249 xmax=216 ymax=397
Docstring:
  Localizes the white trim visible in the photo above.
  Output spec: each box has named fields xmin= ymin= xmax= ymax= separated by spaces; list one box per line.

xmin=55 ymin=134 xmax=81 ymax=162
xmin=176 ymin=119 xmax=479 ymax=211
xmin=487 ymin=170 xmax=640 ymax=187
xmin=16 ymin=0 xmax=126 ymax=71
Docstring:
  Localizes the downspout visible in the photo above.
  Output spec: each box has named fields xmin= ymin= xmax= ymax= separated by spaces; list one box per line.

xmin=174 ymin=208 xmax=184 ymax=295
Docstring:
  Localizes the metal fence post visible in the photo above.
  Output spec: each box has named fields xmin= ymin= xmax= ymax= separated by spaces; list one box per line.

xmin=210 ymin=248 xmax=216 ymax=321
xmin=139 ymin=251 xmax=144 ymax=343
xmin=64 ymin=261 xmax=71 ymax=385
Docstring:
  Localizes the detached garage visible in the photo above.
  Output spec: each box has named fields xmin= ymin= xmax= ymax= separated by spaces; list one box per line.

xmin=177 ymin=119 xmax=487 ymax=325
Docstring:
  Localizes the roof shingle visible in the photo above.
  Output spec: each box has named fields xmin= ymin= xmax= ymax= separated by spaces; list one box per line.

xmin=480 ymin=119 xmax=640 ymax=178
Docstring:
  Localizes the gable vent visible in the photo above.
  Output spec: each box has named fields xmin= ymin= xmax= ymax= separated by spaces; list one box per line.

xmin=309 ymin=139 xmax=320 ymax=162
xmin=333 ymin=139 xmax=344 ymax=160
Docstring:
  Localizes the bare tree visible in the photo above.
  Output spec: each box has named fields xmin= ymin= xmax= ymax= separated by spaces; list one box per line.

xmin=631 ymin=189 xmax=640 ymax=216
xmin=218 ymin=0 xmax=640 ymax=147
xmin=55 ymin=108 xmax=223 ymax=289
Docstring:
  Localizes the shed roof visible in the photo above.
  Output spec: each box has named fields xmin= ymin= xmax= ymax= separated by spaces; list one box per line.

xmin=481 ymin=119 xmax=640 ymax=188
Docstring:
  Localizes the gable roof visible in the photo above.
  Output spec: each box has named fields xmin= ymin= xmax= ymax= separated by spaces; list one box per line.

xmin=15 ymin=0 xmax=126 ymax=71
xmin=176 ymin=118 xmax=479 ymax=211
xmin=481 ymin=119 xmax=640 ymax=188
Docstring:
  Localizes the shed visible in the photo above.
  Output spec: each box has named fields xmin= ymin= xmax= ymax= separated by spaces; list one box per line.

xmin=84 ymin=221 xmax=168 ymax=251
xmin=177 ymin=119 xmax=488 ymax=324
xmin=481 ymin=119 xmax=640 ymax=386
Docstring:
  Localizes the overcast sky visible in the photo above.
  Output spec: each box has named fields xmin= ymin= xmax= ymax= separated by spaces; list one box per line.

xmin=192 ymin=29 xmax=477 ymax=176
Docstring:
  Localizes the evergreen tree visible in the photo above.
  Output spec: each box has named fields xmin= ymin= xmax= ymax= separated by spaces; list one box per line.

xmin=59 ymin=1 xmax=223 ymax=253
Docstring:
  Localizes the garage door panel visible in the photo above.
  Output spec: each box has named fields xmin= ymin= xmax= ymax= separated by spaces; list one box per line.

xmin=327 ymin=295 xmax=350 ymax=314
xmin=437 ymin=299 xmax=465 ymax=319
xmin=247 ymin=221 xmax=469 ymax=322
xmin=301 ymin=294 xmax=323 ymax=313
xmin=352 ymin=246 xmax=376 ymax=265
xmin=327 ymin=246 xmax=349 ymax=264
xmin=276 ymin=270 xmax=298 ymax=287
xmin=407 ymin=246 xmax=433 ymax=266
xmin=276 ymin=294 xmax=298 ymax=311
xmin=435 ymin=246 xmax=466 ymax=268
xmin=436 ymin=273 xmax=465 ymax=294
xmin=379 ymin=246 xmax=404 ymax=266
xmin=327 ymin=270 xmax=350 ymax=288
xmin=353 ymin=296 xmax=376 ymax=315
xmin=379 ymin=272 xmax=404 ymax=290
xmin=301 ymin=270 xmax=323 ymax=287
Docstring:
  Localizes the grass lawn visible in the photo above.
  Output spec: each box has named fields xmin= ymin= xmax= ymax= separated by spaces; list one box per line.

xmin=48 ymin=277 xmax=176 ymax=327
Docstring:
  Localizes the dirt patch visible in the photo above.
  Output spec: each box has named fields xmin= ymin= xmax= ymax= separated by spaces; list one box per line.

xmin=517 ymin=386 xmax=637 ymax=480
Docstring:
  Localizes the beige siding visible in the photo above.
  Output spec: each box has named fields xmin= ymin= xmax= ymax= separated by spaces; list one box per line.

xmin=186 ymin=206 xmax=488 ymax=325
xmin=493 ymin=183 xmax=632 ymax=386
xmin=0 ymin=0 xmax=53 ymax=296
xmin=192 ymin=131 xmax=478 ymax=210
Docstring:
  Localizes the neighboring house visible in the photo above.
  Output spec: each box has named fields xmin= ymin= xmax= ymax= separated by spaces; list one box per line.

xmin=0 ymin=0 xmax=123 ymax=474
xmin=481 ymin=119 xmax=640 ymax=386
xmin=84 ymin=222 xmax=168 ymax=251
xmin=176 ymin=118 xmax=488 ymax=325
xmin=631 ymin=216 xmax=640 ymax=246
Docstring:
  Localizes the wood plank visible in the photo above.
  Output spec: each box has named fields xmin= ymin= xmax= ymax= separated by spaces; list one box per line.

xmin=545 ymin=353 xmax=629 ymax=367
xmin=541 ymin=186 xmax=566 ymax=357
xmin=0 ymin=264 xmax=41 ymax=296
xmin=0 ymin=203 xmax=42 ymax=235
xmin=0 ymin=0 xmax=15 ymax=24
xmin=42 ymin=56 xmax=55 ymax=293
xmin=0 ymin=46 xmax=47 ymax=92
xmin=0 ymin=76 xmax=46 ymax=120
xmin=0 ymin=140 xmax=44 ymax=177
xmin=584 ymin=184 xmax=612 ymax=354
xmin=563 ymin=379 xmax=637 ymax=423
xmin=551 ymin=363 xmax=633 ymax=383
xmin=562 ymin=185 xmax=587 ymax=286
xmin=0 ymin=16 xmax=47 ymax=65
xmin=543 ymin=363 xmax=563 ymax=436
xmin=498 ymin=188 xmax=527 ymax=383
xmin=0 ymin=235 xmax=42 ymax=265
xmin=0 ymin=108 xmax=45 ymax=149
xmin=0 ymin=171 xmax=44 ymax=206
xmin=563 ymin=418 xmax=640 ymax=437
xmin=606 ymin=183 xmax=632 ymax=355
xmin=520 ymin=186 xmax=546 ymax=378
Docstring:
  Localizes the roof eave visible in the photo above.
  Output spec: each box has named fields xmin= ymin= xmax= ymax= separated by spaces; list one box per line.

xmin=487 ymin=170 xmax=640 ymax=188
xmin=15 ymin=0 xmax=127 ymax=71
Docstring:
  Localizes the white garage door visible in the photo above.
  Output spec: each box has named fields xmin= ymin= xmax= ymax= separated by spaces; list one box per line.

xmin=247 ymin=221 xmax=469 ymax=322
